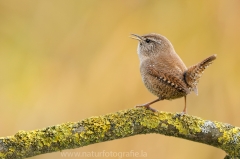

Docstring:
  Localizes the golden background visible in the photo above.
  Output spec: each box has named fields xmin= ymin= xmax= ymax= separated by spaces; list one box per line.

xmin=0 ymin=0 xmax=240 ymax=158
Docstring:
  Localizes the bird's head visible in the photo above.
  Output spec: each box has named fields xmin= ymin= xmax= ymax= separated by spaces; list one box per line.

xmin=130 ymin=33 xmax=173 ymax=60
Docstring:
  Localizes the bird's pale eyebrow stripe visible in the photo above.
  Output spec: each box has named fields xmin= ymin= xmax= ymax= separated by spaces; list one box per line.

xmin=147 ymin=37 xmax=161 ymax=44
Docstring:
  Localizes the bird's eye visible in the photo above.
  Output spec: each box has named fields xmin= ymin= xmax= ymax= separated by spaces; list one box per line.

xmin=145 ymin=39 xmax=151 ymax=43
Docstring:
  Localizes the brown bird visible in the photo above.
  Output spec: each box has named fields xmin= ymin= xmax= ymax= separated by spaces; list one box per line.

xmin=131 ymin=33 xmax=216 ymax=114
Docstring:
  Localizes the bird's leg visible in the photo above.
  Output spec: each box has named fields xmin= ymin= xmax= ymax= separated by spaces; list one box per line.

xmin=182 ymin=96 xmax=187 ymax=114
xmin=136 ymin=98 xmax=161 ymax=112
xmin=174 ymin=96 xmax=187 ymax=118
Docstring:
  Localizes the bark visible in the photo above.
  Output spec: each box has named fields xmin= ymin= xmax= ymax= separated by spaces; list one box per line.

xmin=0 ymin=108 xmax=239 ymax=159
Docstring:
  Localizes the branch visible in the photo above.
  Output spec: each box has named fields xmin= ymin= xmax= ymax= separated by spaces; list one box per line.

xmin=0 ymin=108 xmax=240 ymax=159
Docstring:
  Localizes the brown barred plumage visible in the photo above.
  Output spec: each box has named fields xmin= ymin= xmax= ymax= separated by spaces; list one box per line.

xmin=184 ymin=54 xmax=217 ymax=95
xmin=131 ymin=33 xmax=217 ymax=113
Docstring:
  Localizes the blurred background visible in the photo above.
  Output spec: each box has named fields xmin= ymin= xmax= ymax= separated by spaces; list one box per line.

xmin=0 ymin=0 xmax=240 ymax=158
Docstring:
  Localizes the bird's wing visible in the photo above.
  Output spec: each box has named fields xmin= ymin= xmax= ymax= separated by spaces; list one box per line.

xmin=147 ymin=65 xmax=190 ymax=94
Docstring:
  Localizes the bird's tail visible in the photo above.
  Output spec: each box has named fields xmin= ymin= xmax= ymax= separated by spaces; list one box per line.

xmin=184 ymin=54 xmax=217 ymax=95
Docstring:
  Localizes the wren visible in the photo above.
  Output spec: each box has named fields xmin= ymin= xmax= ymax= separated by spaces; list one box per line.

xmin=131 ymin=33 xmax=216 ymax=114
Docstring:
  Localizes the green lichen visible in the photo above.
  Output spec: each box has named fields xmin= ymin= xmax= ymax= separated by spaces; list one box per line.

xmin=141 ymin=113 xmax=159 ymax=129
xmin=158 ymin=112 xmax=203 ymax=135
xmin=77 ymin=116 xmax=111 ymax=145
xmin=161 ymin=123 xmax=168 ymax=129
xmin=219 ymin=131 xmax=231 ymax=145
xmin=0 ymin=108 xmax=240 ymax=158
xmin=217 ymin=125 xmax=240 ymax=157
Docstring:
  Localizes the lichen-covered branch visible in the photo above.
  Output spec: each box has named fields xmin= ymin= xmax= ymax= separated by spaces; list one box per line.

xmin=0 ymin=108 xmax=240 ymax=159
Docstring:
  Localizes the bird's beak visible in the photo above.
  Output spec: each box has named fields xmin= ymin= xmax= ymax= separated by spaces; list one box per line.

xmin=130 ymin=33 xmax=143 ymax=41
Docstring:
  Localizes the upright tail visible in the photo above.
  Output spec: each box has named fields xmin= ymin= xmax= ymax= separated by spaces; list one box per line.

xmin=184 ymin=54 xmax=217 ymax=95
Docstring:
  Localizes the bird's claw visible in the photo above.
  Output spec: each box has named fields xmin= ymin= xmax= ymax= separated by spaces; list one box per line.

xmin=173 ymin=112 xmax=186 ymax=118
xmin=135 ymin=105 xmax=158 ymax=112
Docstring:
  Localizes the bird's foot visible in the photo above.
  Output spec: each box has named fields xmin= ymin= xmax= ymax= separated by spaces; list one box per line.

xmin=173 ymin=111 xmax=186 ymax=118
xmin=135 ymin=104 xmax=157 ymax=112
